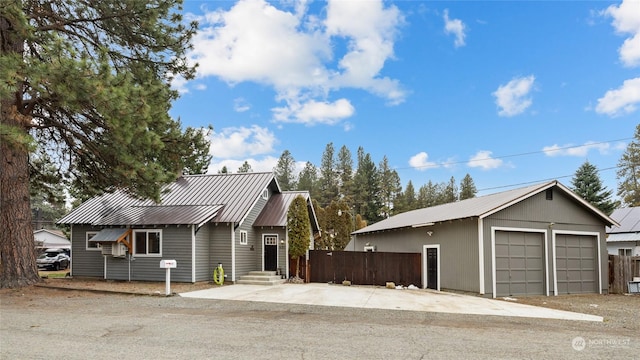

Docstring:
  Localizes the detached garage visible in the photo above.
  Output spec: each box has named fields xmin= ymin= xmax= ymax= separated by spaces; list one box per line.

xmin=350 ymin=180 xmax=618 ymax=298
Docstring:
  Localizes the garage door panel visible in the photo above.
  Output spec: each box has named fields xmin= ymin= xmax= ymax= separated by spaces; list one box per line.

xmin=495 ymin=231 xmax=545 ymax=297
xmin=555 ymin=234 xmax=598 ymax=294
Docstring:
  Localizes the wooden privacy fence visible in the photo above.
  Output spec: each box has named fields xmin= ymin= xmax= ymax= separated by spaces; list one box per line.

xmin=608 ymin=255 xmax=640 ymax=294
xmin=309 ymin=250 xmax=422 ymax=287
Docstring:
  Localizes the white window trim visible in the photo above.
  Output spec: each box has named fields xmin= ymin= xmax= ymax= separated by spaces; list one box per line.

xmin=552 ymin=230 xmax=602 ymax=296
xmin=619 ymin=248 xmax=632 ymax=256
xmin=132 ymin=229 xmax=163 ymax=257
xmin=239 ymin=230 xmax=248 ymax=245
xmin=86 ymin=231 xmax=101 ymax=251
xmin=422 ymin=244 xmax=440 ymax=291
xmin=262 ymin=188 xmax=269 ymax=200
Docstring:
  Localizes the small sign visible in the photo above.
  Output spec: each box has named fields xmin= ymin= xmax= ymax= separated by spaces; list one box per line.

xmin=160 ymin=259 xmax=177 ymax=268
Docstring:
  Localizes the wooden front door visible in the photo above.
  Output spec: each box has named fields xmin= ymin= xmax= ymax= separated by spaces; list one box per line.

xmin=264 ymin=235 xmax=278 ymax=271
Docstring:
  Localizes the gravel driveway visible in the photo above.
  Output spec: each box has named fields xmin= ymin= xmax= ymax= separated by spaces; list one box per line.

xmin=1 ymin=281 xmax=638 ymax=359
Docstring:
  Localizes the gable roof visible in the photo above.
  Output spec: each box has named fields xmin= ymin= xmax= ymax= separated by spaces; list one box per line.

xmin=354 ymin=180 xmax=617 ymax=235
xmin=58 ymin=172 xmax=278 ymax=226
xmin=253 ymin=191 xmax=320 ymax=232
xmin=34 ymin=229 xmax=67 ymax=239
xmin=607 ymin=207 xmax=640 ymax=234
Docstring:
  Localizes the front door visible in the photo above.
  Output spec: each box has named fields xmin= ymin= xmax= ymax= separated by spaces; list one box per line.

xmin=264 ymin=235 xmax=278 ymax=271
xmin=426 ymin=247 xmax=438 ymax=290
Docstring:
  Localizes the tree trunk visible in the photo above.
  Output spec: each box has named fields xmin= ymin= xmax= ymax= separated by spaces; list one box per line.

xmin=0 ymin=9 xmax=40 ymax=288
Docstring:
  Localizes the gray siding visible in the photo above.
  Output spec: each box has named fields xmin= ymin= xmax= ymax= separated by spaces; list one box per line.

xmin=351 ymin=219 xmax=480 ymax=292
xmin=483 ymin=190 xmax=608 ymax=295
xmin=210 ymin=223 xmax=233 ymax=282
xmin=235 ymin=195 xmax=268 ymax=278
xmin=70 ymin=225 xmax=106 ymax=278
xmin=195 ymin=224 xmax=211 ymax=282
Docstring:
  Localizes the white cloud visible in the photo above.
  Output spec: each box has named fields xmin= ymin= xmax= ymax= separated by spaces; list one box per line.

xmin=543 ymin=141 xmax=615 ymax=157
xmin=195 ymin=83 xmax=207 ymax=91
xmin=409 ymin=152 xmax=438 ymax=171
xmin=209 ymin=125 xmax=276 ymax=159
xmin=187 ymin=0 xmax=405 ymax=124
xmin=272 ymin=98 xmax=354 ymax=125
xmin=443 ymin=9 xmax=466 ymax=48
xmin=233 ymin=97 xmax=251 ymax=112
xmin=208 ymin=156 xmax=279 ymax=174
xmin=605 ymin=0 xmax=640 ymax=67
xmin=492 ymin=75 xmax=536 ymax=117
xmin=467 ymin=151 xmax=503 ymax=170
xmin=595 ymin=77 xmax=640 ymax=116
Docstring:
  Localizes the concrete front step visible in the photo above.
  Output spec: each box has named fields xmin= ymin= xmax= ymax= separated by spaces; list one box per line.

xmin=247 ymin=271 xmax=277 ymax=276
xmin=237 ymin=271 xmax=286 ymax=285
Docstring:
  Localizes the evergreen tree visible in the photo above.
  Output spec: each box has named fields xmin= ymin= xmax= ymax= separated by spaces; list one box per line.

xmin=441 ymin=176 xmax=458 ymax=204
xmin=353 ymin=147 xmax=381 ymax=223
xmin=318 ymin=143 xmax=339 ymax=206
xmin=287 ymin=195 xmax=311 ymax=278
xmin=297 ymin=162 xmax=318 ymax=197
xmin=617 ymin=124 xmax=640 ymax=207
xmin=459 ymin=174 xmax=477 ymax=200
xmin=572 ymin=161 xmax=618 ymax=215
xmin=1 ymin=0 xmax=204 ymax=288
xmin=403 ymin=180 xmax=417 ymax=211
xmin=274 ymin=150 xmax=297 ymax=191
xmin=30 ymin=152 xmax=67 ymax=230
xmin=419 ymin=181 xmax=439 ymax=208
xmin=218 ymin=166 xmax=230 ymax=174
xmin=378 ymin=156 xmax=401 ymax=218
xmin=336 ymin=145 xmax=354 ymax=204
xmin=238 ymin=161 xmax=253 ymax=173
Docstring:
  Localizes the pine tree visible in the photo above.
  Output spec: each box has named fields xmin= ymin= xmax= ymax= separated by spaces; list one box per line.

xmin=318 ymin=143 xmax=339 ymax=206
xmin=238 ymin=161 xmax=253 ymax=173
xmin=353 ymin=147 xmax=382 ymax=223
xmin=287 ymin=195 xmax=311 ymax=278
xmin=403 ymin=181 xmax=417 ymax=211
xmin=218 ymin=166 xmax=230 ymax=174
xmin=274 ymin=150 xmax=297 ymax=191
xmin=459 ymin=174 xmax=477 ymax=200
xmin=297 ymin=162 xmax=318 ymax=197
xmin=336 ymin=145 xmax=354 ymax=204
xmin=1 ymin=0 xmax=205 ymax=288
xmin=378 ymin=156 xmax=401 ymax=218
xmin=441 ymin=177 xmax=458 ymax=204
xmin=617 ymin=124 xmax=640 ymax=207
xmin=572 ymin=161 xmax=618 ymax=215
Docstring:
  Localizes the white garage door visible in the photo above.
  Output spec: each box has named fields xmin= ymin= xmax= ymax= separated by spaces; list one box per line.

xmin=555 ymin=234 xmax=598 ymax=294
xmin=495 ymin=231 xmax=545 ymax=297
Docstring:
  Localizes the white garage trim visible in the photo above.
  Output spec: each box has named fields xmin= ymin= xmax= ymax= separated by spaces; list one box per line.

xmin=491 ymin=227 xmax=549 ymax=298
xmin=551 ymin=230 xmax=601 ymax=296
xmin=422 ymin=244 xmax=440 ymax=291
xmin=478 ymin=218 xmax=485 ymax=295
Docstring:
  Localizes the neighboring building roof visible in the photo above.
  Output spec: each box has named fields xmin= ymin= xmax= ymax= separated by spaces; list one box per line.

xmin=58 ymin=172 xmax=278 ymax=226
xmin=607 ymin=207 xmax=640 ymax=234
xmin=607 ymin=233 xmax=640 ymax=242
xmin=354 ymin=180 xmax=617 ymax=235
xmin=34 ymin=229 xmax=67 ymax=239
xmin=253 ymin=191 xmax=320 ymax=232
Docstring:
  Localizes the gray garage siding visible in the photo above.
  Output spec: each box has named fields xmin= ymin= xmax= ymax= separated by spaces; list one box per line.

xmin=70 ymin=225 xmax=106 ymax=278
xmin=351 ymin=219 xmax=480 ymax=293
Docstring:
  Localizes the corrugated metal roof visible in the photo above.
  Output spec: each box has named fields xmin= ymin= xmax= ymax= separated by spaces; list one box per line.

xmin=88 ymin=228 xmax=130 ymax=242
xmin=607 ymin=207 xmax=640 ymax=234
xmin=607 ymin=233 xmax=640 ymax=242
xmin=94 ymin=205 xmax=223 ymax=226
xmin=58 ymin=172 xmax=277 ymax=226
xmin=354 ymin=180 xmax=617 ymax=235
xmin=253 ymin=191 xmax=320 ymax=231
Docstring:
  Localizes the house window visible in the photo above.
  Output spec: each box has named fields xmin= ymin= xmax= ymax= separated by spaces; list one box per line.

xmin=264 ymin=235 xmax=277 ymax=246
xmin=133 ymin=230 xmax=162 ymax=256
xmin=240 ymin=231 xmax=248 ymax=245
xmin=545 ymin=189 xmax=553 ymax=200
xmin=262 ymin=188 xmax=269 ymax=200
xmin=86 ymin=231 xmax=101 ymax=250
xmin=619 ymin=248 xmax=632 ymax=256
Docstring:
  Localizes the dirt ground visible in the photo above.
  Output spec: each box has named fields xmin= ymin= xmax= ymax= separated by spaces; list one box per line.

xmin=2 ymin=271 xmax=638 ymax=333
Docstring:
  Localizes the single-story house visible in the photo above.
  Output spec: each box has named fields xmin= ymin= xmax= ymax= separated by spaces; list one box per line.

xmin=34 ymin=229 xmax=71 ymax=250
xmin=57 ymin=172 xmax=320 ymax=283
xmin=349 ymin=180 xmax=617 ymax=298
xmin=606 ymin=207 xmax=640 ymax=256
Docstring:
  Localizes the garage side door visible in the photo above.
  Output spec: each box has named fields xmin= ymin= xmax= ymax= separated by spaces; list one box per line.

xmin=495 ymin=231 xmax=545 ymax=297
xmin=555 ymin=234 xmax=598 ymax=294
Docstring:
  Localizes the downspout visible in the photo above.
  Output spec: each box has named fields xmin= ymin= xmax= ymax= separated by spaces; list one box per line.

xmin=103 ymin=255 xmax=107 ymax=280
xmin=69 ymin=225 xmax=73 ymax=276
xmin=478 ymin=218 xmax=485 ymax=295
xmin=285 ymin=229 xmax=289 ymax=279
xmin=191 ymin=224 xmax=196 ymax=283
xmin=231 ymin=224 xmax=236 ymax=282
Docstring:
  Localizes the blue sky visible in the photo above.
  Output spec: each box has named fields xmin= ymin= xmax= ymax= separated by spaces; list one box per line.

xmin=170 ymin=0 xmax=639 ymax=197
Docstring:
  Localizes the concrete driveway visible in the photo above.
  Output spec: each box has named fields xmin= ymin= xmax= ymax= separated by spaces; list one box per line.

xmin=180 ymin=283 xmax=602 ymax=322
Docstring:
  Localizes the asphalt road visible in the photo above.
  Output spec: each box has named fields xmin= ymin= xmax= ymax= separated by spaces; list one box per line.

xmin=1 ymin=290 xmax=638 ymax=359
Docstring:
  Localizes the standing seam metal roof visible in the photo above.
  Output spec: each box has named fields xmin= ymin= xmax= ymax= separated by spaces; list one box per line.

xmin=607 ymin=207 xmax=640 ymax=233
xmin=253 ymin=191 xmax=320 ymax=231
xmin=353 ymin=180 xmax=617 ymax=235
xmin=58 ymin=172 xmax=278 ymax=226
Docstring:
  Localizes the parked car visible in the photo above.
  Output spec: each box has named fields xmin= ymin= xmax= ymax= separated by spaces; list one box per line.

xmin=37 ymin=249 xmax=70 ymax=271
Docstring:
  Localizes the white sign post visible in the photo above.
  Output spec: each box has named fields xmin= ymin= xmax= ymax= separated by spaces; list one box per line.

xmin=159 ymin=260 xmax=177 ymax=296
